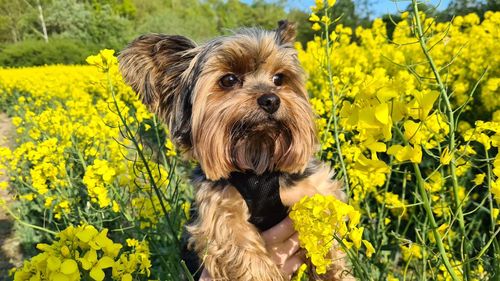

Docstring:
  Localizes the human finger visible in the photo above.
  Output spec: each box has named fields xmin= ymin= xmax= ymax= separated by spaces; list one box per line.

xmin=284 ymin=232 xmax=301 ymax=256
xmin=282 ymin=251 xmax=306 ymax=279
xmin=261 ymin=217 xmax=296 ymax=244
xmin=267 ymin=232 xmax=301 ymax=266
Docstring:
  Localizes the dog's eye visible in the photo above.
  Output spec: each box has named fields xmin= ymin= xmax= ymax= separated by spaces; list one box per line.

xmin=272 ymin=73 xmax=284 ymax=86
xmin=219 ymin=74 xmax=239 ymax=89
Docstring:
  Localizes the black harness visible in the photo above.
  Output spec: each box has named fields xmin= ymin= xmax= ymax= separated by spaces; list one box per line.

xmin=191 ymin=167 xmax=289 ymax=231
xmin=228 ymin=171 xmax=288 ymax=231
xmin=182 ymin=166 xmax=312 ymax=279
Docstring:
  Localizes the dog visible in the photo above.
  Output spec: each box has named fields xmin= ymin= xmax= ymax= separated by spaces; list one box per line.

xmin=119 ymin=20 xmax=351 ymax=281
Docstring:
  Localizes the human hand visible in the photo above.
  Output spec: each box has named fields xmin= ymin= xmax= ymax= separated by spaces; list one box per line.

xmin=199 ymin=217 xmax=304 ymax=280
xmin=261 ymin=217 xmax=304 ymax=279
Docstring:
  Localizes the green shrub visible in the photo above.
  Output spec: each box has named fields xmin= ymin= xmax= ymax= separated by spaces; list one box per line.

xmin=0 ymin=38 xmax=98 ymax=67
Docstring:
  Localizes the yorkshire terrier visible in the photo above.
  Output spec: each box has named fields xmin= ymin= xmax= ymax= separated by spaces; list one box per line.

xmin=119 ymin=21 xmax=351 ymax=281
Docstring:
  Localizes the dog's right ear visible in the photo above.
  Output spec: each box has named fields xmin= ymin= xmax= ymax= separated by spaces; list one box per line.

xmin=275 ymin=20 xmax=297 ymax=45
xmin=119 ymin=34 xmax=197 ymax=148
xmin=119 ymin=34 xmax=196 ymax=108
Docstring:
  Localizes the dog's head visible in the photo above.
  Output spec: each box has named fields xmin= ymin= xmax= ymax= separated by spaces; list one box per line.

xmin=119 ymin=21 xmax=317 ymax=180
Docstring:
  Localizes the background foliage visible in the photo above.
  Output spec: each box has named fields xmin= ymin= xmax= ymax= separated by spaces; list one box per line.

xmin=0 ymin=0 xmax=497 ymax=67
xmin=0 ymin=0 xmax=499 ymax=281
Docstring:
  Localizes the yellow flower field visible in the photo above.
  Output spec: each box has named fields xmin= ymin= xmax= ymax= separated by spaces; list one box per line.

xmin=0 ymin=1 xmax=499 ymax=280
xmin=0 ymin=53 xmax=191 ymax=280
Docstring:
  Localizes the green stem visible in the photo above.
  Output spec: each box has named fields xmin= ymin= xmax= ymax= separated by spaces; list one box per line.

xmin=106 ymin=72 xmax=180 ymax=247
xmin=413 ymin=163 xmax=460 ymax=281
xmin=394 ymin=124 xmax=459 ymax=281
xmin=411 ymin=0 xmax=466 ymax=228
xmin=323 ymin=7 xmax=350 ymax=195
xmin=2 ymin=204 xmax=56 ymax=235
xmin=411 ymin=1 xmax=467 ymax=279
xmin=471 ymin=227 xmax=500 ymax=262
xmin=485 ymin=149 xmax=500 ymax=280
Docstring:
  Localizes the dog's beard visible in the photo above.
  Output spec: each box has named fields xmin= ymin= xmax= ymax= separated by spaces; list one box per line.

xmin=191 ymin=89 xmax=317 ymax=180
xmin=230 ymin=120 xmax=292 ymax=174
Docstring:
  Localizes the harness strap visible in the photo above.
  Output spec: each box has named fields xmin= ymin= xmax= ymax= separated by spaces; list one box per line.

xmin=228 ymin=171 xmax=288 ymax=231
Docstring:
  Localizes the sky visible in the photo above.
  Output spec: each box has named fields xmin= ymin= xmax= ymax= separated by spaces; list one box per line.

xmin=285 ymin=0 xmax=452 ymax=17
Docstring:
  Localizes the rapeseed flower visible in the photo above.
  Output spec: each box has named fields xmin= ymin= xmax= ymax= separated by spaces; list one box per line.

xmin=12 ymin=224 xmax=151 ymax=281
xmin=290 ymin=194 xmax=373 ymax=274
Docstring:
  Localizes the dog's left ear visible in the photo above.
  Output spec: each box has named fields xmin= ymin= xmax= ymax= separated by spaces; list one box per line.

xmin=119 ymin=34 xmax=198 ymax=150
xmin=275 ymin=20 xmax=297 ymax=45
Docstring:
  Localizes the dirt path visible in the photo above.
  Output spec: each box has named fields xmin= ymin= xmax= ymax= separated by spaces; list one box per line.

xmin=0 ymin=113 xmax=22 ymax=280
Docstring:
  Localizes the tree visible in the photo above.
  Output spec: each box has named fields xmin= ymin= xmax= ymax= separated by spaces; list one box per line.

xmin=88 ymin=0 xmax=136 ymax=19
xmin=440 ymin=0 xmax=499 ymax=20
xmin=131 ymin=0 xmax=164 ymax=24
xmin=23 ymin=0 xmax=49 ymax=42
xmin=209 ymin=0 xmax=287 ymax=34
xmin=0 ymin=0 xmax=26 ymax=43
xmin=330 ymin=0 xmax=360 ymax=29
xmin=134 ymin=0 xmax=218 ymax=42
xmin=288 ymin=8 xmax=315 ymax=47
xmin=245 ymin=0 xmax=287 ymax=30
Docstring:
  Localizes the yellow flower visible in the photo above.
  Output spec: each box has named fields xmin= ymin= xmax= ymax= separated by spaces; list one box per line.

xmin=492 ymin=208 xmax=499 ymax=221
xmin=76 ymin=225 xmax=99 ymax=243
xmin=349 ymin=226 xmax=364 ymax=249
xmin=363 ymin=240 xmax=375 ymax=257
xmin=492 ymin=180 xmax=500 ymax=204
xmin=126 ymin=238 xmax=139 ymax=247
xmin=440 ymin=147 xmax=453 ymax=165
xmin=20 ymin=193 xmax=35 ymax=201
xmin=314 ymin=0 xmax=324 ymax=10
xmin=387 ymin=273 xmax=400 ymax=281
xmin=387 ymin=144 xmax=422 ymax=163
xmin=401 ymin=243 xmax=423 ymax=261
xmin=60 ymin=259 xmax=78 ymax=275
xmin=290 ymin=195 xmax=371 ymax=274
xmin=312 ymin=22 xmax=321 ymax=31
xmin=473 ymin=173 xmax=485 ymax=185
xmin=14 ymin=224 xmax=151 ymax=281
xmin=309 ymin=13 xmax=320 ymax=22
xmin=291 ymin=263 xmax=308 ymax=281
xmin=321 ymin=15 xmax=331 ymax=25
xmin=408 ymin=90 xmax=439 ymax=120
xmin=112 ymin=200 xmax=120 ymax=213
xmin=86 ymin=49 xmax=118 ymax=71
xmin=89 ymin=256 xmax=114 ymax=281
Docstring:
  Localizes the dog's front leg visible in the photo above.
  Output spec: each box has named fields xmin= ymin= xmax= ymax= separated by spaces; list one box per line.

xmin=187 ymin=182 xmax=284 ymax=281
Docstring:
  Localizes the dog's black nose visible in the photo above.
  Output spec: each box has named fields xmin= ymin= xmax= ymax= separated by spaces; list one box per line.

xmin=257 ymin=94 xmax=280 ymax=114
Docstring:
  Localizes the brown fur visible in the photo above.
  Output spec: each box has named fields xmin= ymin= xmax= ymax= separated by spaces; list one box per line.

xmin=188 ymin=162 xmax=351 ymax=280
xmin=187 ymin=183 xmax=283 ymax=281
xmin=190 ymin=30 xmax=315 ymax=180
xmin=280 ymin=163 xmax=345 ymax=206
xmin=119 ymin=21 xmax=352 ymax=280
